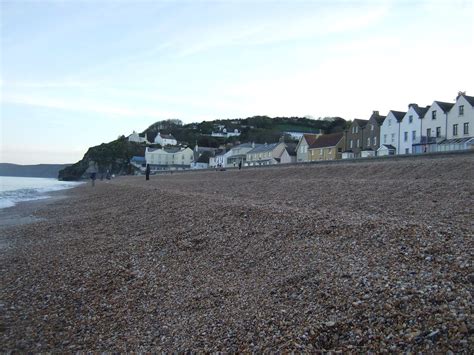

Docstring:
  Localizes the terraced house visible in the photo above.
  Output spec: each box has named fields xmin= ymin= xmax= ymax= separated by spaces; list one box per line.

xmin=379 ymin=110 xmax=406 ymax=155
xmin=399 ymin=103 xmax=430 ymax=155
xmin=246 ymin=142 xmax=286 ymax=166
xmin=309 ymin=132 xmax=345 ymax=161
xmin=342 ymin=119 xmax=368 ymax=158
xmin=296 ymin=133 xmax=319 ymax=162
xmin=361 ymin=111 xmax=386 ymax=157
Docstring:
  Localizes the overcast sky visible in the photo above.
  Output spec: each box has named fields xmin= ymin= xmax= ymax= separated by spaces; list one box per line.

xmin=1 ymin=0 xmax=473 ymax=164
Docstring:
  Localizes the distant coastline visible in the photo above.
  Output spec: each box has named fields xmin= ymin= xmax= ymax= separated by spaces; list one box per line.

xmin=0 ymin=163 xmax=71 ymax=179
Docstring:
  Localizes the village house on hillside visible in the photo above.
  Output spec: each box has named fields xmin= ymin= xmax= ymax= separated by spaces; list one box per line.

xmin=211 ymin=126 xmax=241 ymax=138
xmin=296 ymin=134 xmax=319 ymax=162
xmin=246 ymin=142 xmax=286 ymax=166
xmin=154 ymin=132 xmax=177 ymax=146
xmin=128 ymin=131 xmax=149 ymax=144
xmin=399 ymin=103 xmax=430 ymax=154
xmin=145 ymin=147 xmax=193 ymax=170
xmin=360 ymin=111 xmax=386 ymax=157
xmin=309 ymin=132 xmax=345 ymax=161
xmin=379 ymin=110 xmax=406 ymax=155
xmin=343 ymin=119 xmax=368 ymax=158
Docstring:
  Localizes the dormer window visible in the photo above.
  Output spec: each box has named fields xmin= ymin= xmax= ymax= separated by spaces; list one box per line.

xmin=432 ymin=110 xmax=437 ymax=120
xmin=388 ymin=119 xmax=392 ymax=126
xmin=459 ymin=105 xmax=464 ymax=116
xmin=409 ymin=115 xmax=413 ymax=123
xmin=371 ymin=124 xmax=374 ymax=131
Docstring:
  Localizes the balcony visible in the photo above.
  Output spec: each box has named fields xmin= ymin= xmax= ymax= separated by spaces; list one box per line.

xmin=412 ymin=136 xmax=445 ymax=145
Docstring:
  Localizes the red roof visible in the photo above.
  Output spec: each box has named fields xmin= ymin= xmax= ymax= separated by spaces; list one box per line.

xmin=303 ymin=133 xmax=319 ymax=146
xmin=309 ymin=132 xmax=344 ymax=149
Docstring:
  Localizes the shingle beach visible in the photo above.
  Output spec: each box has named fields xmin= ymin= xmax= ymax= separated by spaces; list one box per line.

xmin=1 ymin=154 xmax=473 ymax=352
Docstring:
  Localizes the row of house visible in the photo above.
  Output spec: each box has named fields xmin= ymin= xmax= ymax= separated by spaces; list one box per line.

xmin=296 ymin=92 xmax=474 ymax=162
xmin=128 ymin=131 xmax=177 ymax=146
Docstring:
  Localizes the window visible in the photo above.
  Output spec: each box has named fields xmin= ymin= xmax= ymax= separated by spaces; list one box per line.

xmin=391 ymin=133 xmax=395 ymax=143
xmin=388 ymin=119 xmax=392 ymax=126
xmin=404 ymin=132 xmax=408 ymax=142
xmin=371 ymin=124 xmax=374 ymax=131
xmin=405 ymin=148 xmax=409 ymax=154
xmin=357 ymin=139 xmax=360 ymax=147
xmin=432 ymin=110 xmax=437 ymax=120
xmin=350 ymin=140 xmax=353 ymax=149
xmin=367 ymin=137 xmax=370 ymax=146
xmin=409 ymin=115 xmax=413 ymax=123
xmin=412 ymin=131 xmax=416 ymax=140
xmin=373 ymin=137 xmax=377 ymax=146
xmin=320 ymin=148 xmax=323 ymax=155
xmin=453 ymin=124 xmax=458 ymax=136
xmin=436 ymin=127 xmax=441 ymax=138
xmin=328 ymin=148 xmax=332 ymax=154
xmin=383 ymin=134 xmax=387 ymax=143
xmin=459 ymin=105 xmax=464 ymax=115
xmin=427 ymin=128 xmax=431 ymax=137
xmin=464 ymin=122 xmax=469 ymax=135
xmin=355 ymin=126 xmax=358 ymax=134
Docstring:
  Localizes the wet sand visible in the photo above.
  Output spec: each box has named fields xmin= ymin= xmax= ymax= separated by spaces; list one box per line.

xmin=1 ymin=154 xmax=473 ymax=352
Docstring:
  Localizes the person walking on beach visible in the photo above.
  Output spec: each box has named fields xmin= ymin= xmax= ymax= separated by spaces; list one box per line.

xmin=90 ymin=172 xmax=97 ymax=187
xmin=238 ymin=160 xmax=242 ymax=170
xmin=145 ymin=164 xmax=151 ymax=181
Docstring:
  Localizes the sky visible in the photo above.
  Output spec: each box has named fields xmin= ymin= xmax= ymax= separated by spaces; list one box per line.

xmin=1 ymin=0 xmax=473 ymax=164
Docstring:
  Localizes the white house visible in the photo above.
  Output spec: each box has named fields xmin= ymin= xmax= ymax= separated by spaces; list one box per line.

xmin=226 ymin=143 xmax=257 ymax=167
xmin=296 ymin=134 xmax=319 ymax=162
xmin=145 ymin=147 xmax=193 ymax=170
xmin=128 ymin=131 xmax=149 ymax=144
xmin=377 ymin=144 xmax=396 ymax=156
xmin=379 ymin=110 xmax=406 ymax=155
xmin=211 ymin=128 xmax=241 ymax=138
xmin=446 ymin=93 xmax=473 ymax=140
xmin=154 ymin=132 xmax=177 ymax=146
xmin=415 ymin=101 xmax=454 ymax=153
xmin=398 ymin=104 xmax=430 ymax=154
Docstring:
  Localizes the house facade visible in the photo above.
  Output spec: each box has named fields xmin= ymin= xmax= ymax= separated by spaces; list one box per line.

xmin=398 ymin=104 xmax=430 ymax=154
xmin=413 ymin=101 xmax=454 ymax=153
xmin=128 ymin=131 xmax=149 ymax=144
xmin=246 ymin=142 xmax=286 ymax=166
xmin=308 ymin=132 xmax=345 ymax=161
xmin=446 ymin=93 xmax=473 ymax=140
xmin=343 ymin=119 xmax=368 ymax=158
xmin=361 ymin=111 xmax=386 ymax=157
xmin=154 ymin=132 xmax=178 ymax=146
xmin=226 ymin=143 xmax=257 ymax=167
xmin=145 ymin=147 xmax=194 ymax=170
xmin=379 ymin=110 xmax=406 ymax=155
xmin=296 ymin=134 xmax=319 ymax=162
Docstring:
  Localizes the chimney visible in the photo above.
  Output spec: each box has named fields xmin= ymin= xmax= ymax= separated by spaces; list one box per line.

xmin=408 ymin=103 xmax=418 ymax=109
xmin=373 ymin=110 xmax=379 ymax=115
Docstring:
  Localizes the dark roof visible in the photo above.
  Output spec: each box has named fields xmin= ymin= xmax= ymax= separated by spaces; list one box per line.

xmin=353 ymin=119 xmax=369 ymax=128
xmin=309 ymin=132 xmax=344 ymax=149
xmin=196 ymin=151 xmax=212 ymax=163
xmin=461 ymin=94 xmax=474 ymax=106
xmin=131 ymin=156 xmax=146 ymax=162
xmin=434 ymin=101 xmax=454 ymax=113
xmin=163 ymin=147 xmax=182 ymax=153
xmin=247 ymin=143 xmax=281 ymax=154
xmin=368 ymin=111 xmax=386 ymax=125
xmin=379 ymin=144 xmax=396 ymax=150
xmin=410 ymin=104 xmax=430 ymax=118
xmin=160 ymin=133 xmax=176 ymax=140
xmin=285 ymin=143 xmax=297 ymax=156
xmin=389 ymin=110 xmax=406 ymax=122
xmin=303 ymin=134 xmax=319 ymax=146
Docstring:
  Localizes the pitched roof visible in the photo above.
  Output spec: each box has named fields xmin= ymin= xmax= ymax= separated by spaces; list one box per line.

xmin=461 ymin=94 xmax=474 ymax=106
xmin=434 ymin=101 xmax=454 ymax=113
xmin=303 ymin=134 xmax=319 ymax=146
xmin=389 ymin=110 xmax=406 ymax=122
xmin=353 ymin=119 xmax=369 ymax=128
xmin=379 ymin=144 xmax=396 ymax=150
xmin=309 ymin=132 xmax=344 ymax=149
xmin=410 ymin=104 xmax=430 ymax=118
xmin=196 ymin=151 xmax=212 ymax=163
xmin=160 ymin=133 xmax=176 ymax=140
xmin=247 ymin=143 xmax=281 ymax=154
xmin=285 ymin=143 xmax=297 ymax=156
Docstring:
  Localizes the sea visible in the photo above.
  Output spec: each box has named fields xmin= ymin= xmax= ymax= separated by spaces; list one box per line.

xmin=0 ymin=176 xmax=82 ymax=209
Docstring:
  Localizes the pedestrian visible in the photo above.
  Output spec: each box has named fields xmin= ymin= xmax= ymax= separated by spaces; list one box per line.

xmin=90 ymin=172 xmax=96 ymax=187
xmin=238 ymin=161 xmax=242 ymax=170
xmin=146 ymin=164 xmax=151 ymax=181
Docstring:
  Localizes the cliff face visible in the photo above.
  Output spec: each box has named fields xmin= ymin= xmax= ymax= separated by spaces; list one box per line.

xmin=58 ymin=138 xmax=145 ymax=181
